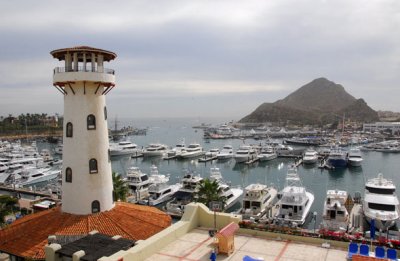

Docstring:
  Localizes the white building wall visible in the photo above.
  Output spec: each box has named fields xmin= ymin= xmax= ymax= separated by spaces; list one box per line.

xmin=62 ymin=81 xmax=114 ymax=215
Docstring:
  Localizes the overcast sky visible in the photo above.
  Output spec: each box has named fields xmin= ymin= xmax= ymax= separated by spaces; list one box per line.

xmin=0 ymin=0 xmax=399 ymax=120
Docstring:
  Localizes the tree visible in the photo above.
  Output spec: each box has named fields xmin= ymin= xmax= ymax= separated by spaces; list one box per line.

xmin=112 ymin=172 xmax=128 ymax=202
xmin=0 ymin=195 xmax=18 ymax=226
xmin=194 ymin=178 xmax=227 ymax=211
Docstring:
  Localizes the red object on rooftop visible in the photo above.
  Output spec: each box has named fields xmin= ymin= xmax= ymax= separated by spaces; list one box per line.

xmin=218 ymin=222 xmax=239 ymax=237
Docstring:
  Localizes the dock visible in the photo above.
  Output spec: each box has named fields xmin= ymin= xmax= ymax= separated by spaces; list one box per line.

xmin=245 ymin=157 xmax=259 ymax=165
xmin=198 ymin=156 xmax=218 ymax=162
xmin=318 ymin=158 xmax=335 ymax=170
xmin=131 ymin=152 xmax=143 ymax=158
xmin=0 ymin=185 xmax=53 ymax=198
xmin=163 ymin=155 xmax=177 ymax=160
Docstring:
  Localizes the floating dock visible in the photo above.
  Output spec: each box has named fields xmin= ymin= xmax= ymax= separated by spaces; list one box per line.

xmin=198 ymin=156 xmax=218 ymax=162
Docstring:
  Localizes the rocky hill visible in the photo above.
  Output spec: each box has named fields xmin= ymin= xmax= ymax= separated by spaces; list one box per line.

xmin=240 ymin=78 xmax=379 ymax=125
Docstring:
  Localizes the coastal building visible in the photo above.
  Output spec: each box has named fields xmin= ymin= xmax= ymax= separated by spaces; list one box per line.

xmin=363 ymin=122 xmax=400 ymax=135
xmin=0 ymin=46 xmax=171 ymax=260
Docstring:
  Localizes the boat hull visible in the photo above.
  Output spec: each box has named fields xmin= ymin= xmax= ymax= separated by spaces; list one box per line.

xmin=327 ymin=159 xmax=347 ymax=168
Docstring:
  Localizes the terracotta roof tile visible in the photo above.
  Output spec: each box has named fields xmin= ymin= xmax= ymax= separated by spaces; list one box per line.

xmin=0 ymin=202 xmax=171 ymax=260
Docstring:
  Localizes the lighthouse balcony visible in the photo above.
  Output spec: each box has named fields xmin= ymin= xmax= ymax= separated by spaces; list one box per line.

xmin=53 ymin=66 xmax=115 ymax=83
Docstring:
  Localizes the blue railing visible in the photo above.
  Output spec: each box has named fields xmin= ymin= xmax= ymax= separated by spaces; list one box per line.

xmin=53 ymin=67 xmax=115 ymax=75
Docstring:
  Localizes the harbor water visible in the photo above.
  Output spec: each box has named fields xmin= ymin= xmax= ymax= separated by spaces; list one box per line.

xmin=45 ymin=117 xmax=400 ymax=229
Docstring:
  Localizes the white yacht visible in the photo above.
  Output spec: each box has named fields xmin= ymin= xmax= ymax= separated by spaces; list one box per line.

xmin=257 ymin=146 xmax=277 ymax=161
xmin=274 ymin=167 xmax=314 ymax=226
xmin=234 ymin=145 xmax=257 ymax=163
xmin=125 ymin=167 xmax=153 ymax=201
xmin=239 ymin=183 xmax=278 ymax=221
xmin=40 ymin=149 xmax=54 ymax=163
xmin=138 ymin=165 xmax=181 ymax=206
xmin=17 ymin=166 xmax=61 ymax=187
xmin=142 ymin=143 xmax=168 ymax=157
xmin=54 ymin=144 xmax=63 ymax=155
xmin=164 ymin=172 xmax=203 ymax=217
xmin=347 ymin=148 xmax=363 ymax=167
xmin=302 ymin=148 xmax=318 ymax=164
xmin=320 ymin=190 xmax=349 ymax=232
xmin=275 ymin=144 xmax=294 ymax=156
xmin=179 ymin=143 xmax=205 ymax=159
xmin=167 ymin=140 xmax=186 ymax=157
xmin=363 ymin=173 xmax=400 ymax=230
xmin=205 ymin=148 xmax=220 ymax=158
xmin=209 ymin=167 xmax=243 ymax=210
xmin=217 ymin=145 xmax=234 ymax=160
xmin=109 ymin=140 xmax=138 ymax=157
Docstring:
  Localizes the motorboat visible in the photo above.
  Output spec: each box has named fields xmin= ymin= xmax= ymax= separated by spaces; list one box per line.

xmin=363 ymin=173 xmax=400 ymax=230
xmin=216 ymin=145 xmax=234 ymax=160
xmin=164 ymin=171 xmax=203 ymax=217
xmin=234 ymin=145 xmax=257 ymax=163
xmin=109 ymin=140 xmax=138 ymax=157
xmin=257 ymin=146 xmax=277 ymax=161
xmin=347 ymin=148 xmax=363 ymax=167
xmin=320 ymin=190 xmax=349 ymax=232
xmin=327 ymin=147 xmax=347 ymax=168
xmin=167 ymin=140 xmax=186 ymax=157
xmin=205 ymin=148 xmax=220 ymax=158
xmin=40 ymin=149 xmax=54 ymax=163
xmin=138 ymin=165 xmax=181 ymax=206
xmin=238 ymin=183 xmax=278 ymax=221
xmin=274 ymin=166 xmax=314 ymax=226
xmin=54 ymin=144 xmax=63 ymax=155
xmin=142 ymin=143 xmax=168 ymax=157
xmin=302 ymin=148 xmax=318 ymax=164
xmin=275 ymin=144 xmax=294 ymax=156
xmin=17 ymin=166 xmax=61 ymax=187
xmin=125 ymin=167 xmax=153 ymax=201
xmin=179 ymin=143 xmax=205 ymax=159
xmin=208 ymin=167 xmax=243 ymax=210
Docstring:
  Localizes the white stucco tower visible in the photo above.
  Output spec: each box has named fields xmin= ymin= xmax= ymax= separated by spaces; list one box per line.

xmin=51 ymin=46 xmax=117 ymax=215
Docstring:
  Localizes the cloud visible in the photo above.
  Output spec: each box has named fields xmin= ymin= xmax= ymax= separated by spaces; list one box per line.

xmin=0 ymin=0 xmax=399 ymax=118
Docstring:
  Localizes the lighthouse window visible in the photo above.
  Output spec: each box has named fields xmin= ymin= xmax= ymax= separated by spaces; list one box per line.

xmin=66 ymin=122 xmax=73 ymax=137
xmin=104 ymin=106 xmax=107 ymax=120
xmin=92 ymin=200 xmax=100 ymax=213
xmin=87 ymin=114 xmax=96 ymax=130
xmin=65 ymin=167 xmax=72 ymax=183
xmin=89 ymin=158 xmax=98 ymax=174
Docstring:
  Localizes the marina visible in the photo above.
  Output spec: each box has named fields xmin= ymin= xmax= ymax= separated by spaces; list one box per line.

xmin=2 ymin=117 xmax=400 ymax=240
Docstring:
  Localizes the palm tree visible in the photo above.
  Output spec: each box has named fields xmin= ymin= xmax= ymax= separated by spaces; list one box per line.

xmin=0 ymin=195 xmax=18 ymax=226
xmin=195 ymin=178 xmax=226 ymax=211
xmin=112 ymin=172 xmax=129 ymax=202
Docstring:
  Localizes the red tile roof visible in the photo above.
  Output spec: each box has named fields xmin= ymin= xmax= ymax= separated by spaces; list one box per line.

xmin=0 ymin=202 xmax=171 ymax=260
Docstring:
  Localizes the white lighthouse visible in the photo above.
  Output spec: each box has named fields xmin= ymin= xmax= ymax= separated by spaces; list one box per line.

xmin=51 ymin=46 xmax=117 ymax=215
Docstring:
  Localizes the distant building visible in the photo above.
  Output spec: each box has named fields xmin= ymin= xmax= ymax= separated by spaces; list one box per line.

xmin=363 ymin=122 xmax=400 ymax=135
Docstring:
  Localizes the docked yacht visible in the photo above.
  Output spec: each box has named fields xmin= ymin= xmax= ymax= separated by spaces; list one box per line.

xmin=238 ymin=183 xmax=278 ymax=221
xmin=302 ymin=148 xmax=318 ymax=164
xmin=347 ymin=148 xmax=363 ymax=167
xmin=257 ymin=146 xmax=277 ymax=161
xmin=125 ymin=167 xmax=153 ymax=201
xmin=17 ymin=166 xmax=61 ymax=187
xmin=205 ymin=148 xmax=220 ymax=158
xmin=327 ymin=147 xmax=347 ymax=168
xmin=109 ymin=140 xmax=138 ymax=157
xmin=179 ymin=143 xmax=205 ymax=159
xmin=167 ymin=140 xmax=186 ymax=157
xmin=274 ymin=167 xmax=314 ymax=226
xmin=54 ymin=144 xmax=63 ymax=155
xmin=217 ymin=145 xmax=234 ymax=160
xmin=234 ymin=145 xmax=257 ymax=163
xmin=142 ymin=143 xmax=167 ymax=157
xmin=164 ymin=172 xmax=203 ymax=217
xmin=138 ymin=165 xmax=181 ymax=206
xmin=363 ymin=173 xmax=400 ymax=230
xmin=275 ymin=144 xmax=294 ymax=156
xmin=320 ymin=190 xmax=349 ymax=232
xmin=209 ymin=167 xmax=243 ymax=210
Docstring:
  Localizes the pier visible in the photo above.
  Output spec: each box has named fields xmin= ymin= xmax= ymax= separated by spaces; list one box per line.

xmin=198 ymin=156 xmax=218 ymax=162
xmin=0 ymin=185 xmax=54 ymax=198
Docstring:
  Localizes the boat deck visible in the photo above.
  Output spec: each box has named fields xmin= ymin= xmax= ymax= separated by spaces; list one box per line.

xmin=146 ymin=228 xmax=347 ymax=261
